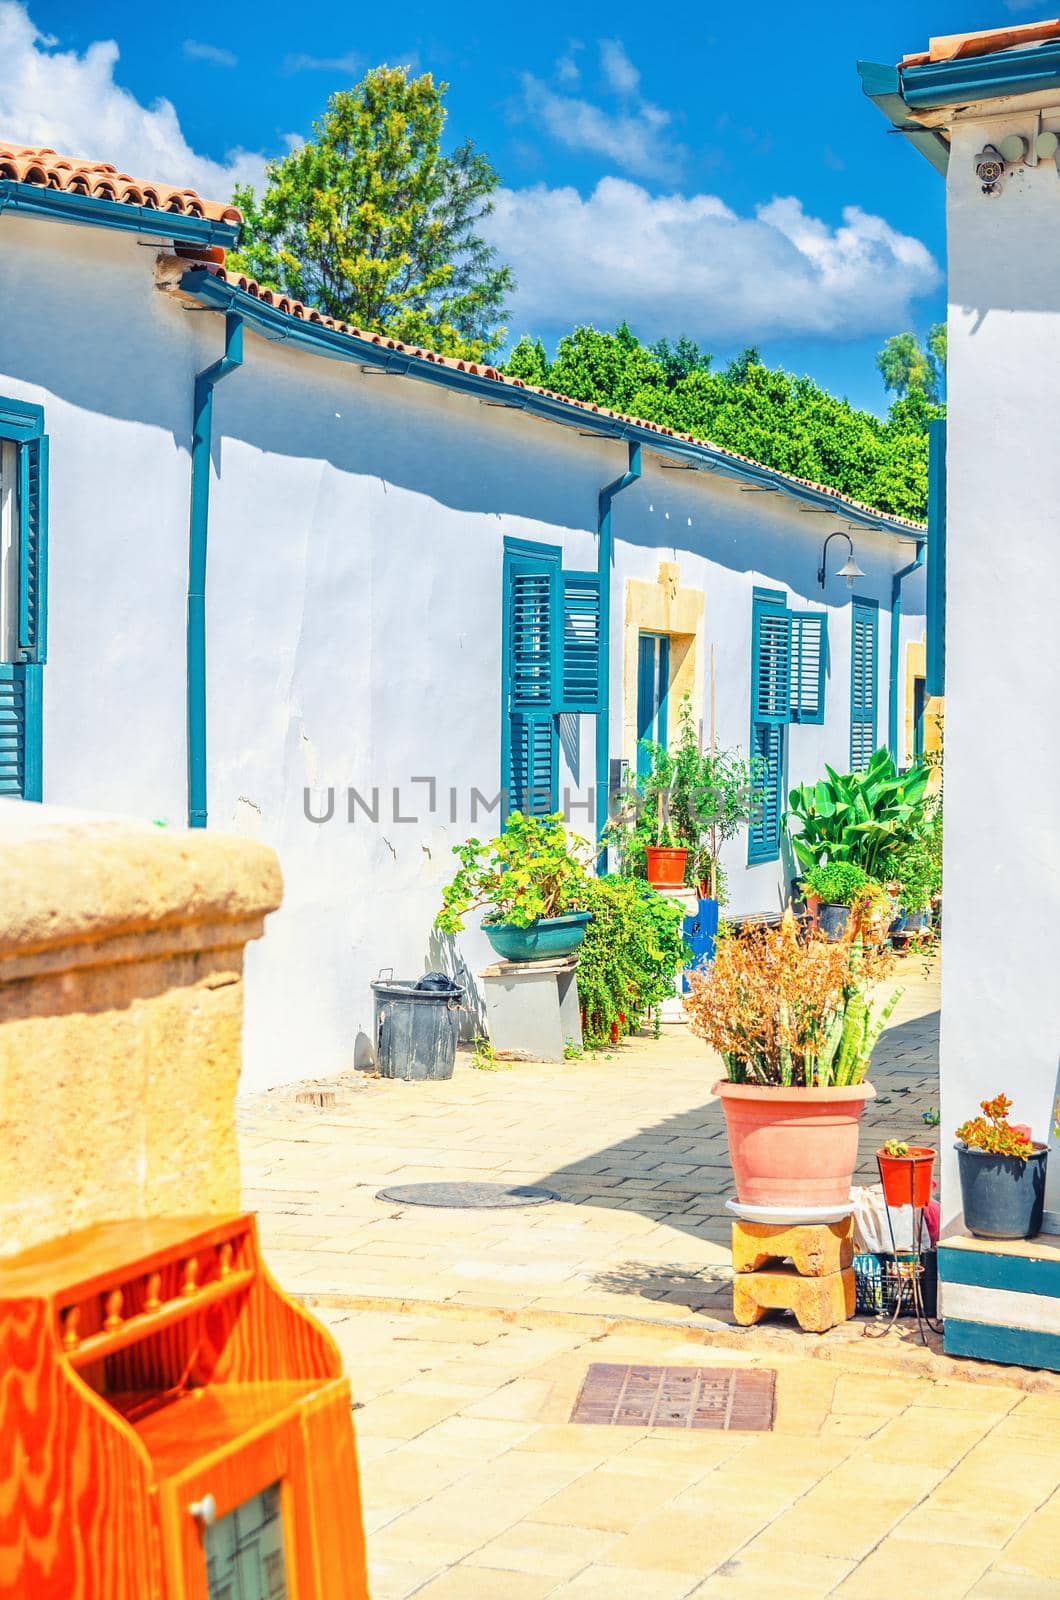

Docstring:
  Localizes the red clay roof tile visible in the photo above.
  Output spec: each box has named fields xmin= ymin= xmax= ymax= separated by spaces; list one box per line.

xmin=0 ymin=141 xmax=241 ymax=225
xmin=187 ymin=263 xmax=923 ymax=531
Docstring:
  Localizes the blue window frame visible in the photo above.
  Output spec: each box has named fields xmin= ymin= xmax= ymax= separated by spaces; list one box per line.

xmin=635 ymin=632 xmax=670 ymax=782
xmin=850 ymin=596 xmax=879 ymax=772
xmin=0 ymin=396 xmax=48 ymax=801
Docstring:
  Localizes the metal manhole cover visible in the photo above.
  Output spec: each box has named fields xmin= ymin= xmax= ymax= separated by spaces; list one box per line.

xmin=569 ymin=1364 xmax=776 ymax=1430
xmin=375 ymin=1181 xmax=560 ymax=1209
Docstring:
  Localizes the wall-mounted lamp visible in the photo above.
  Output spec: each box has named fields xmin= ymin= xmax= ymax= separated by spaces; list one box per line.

xmin=817 ymin=531 xmax=865 ymax=590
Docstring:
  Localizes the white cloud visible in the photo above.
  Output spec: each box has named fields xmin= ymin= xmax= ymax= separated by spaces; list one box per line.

xmin=282 ymin=50 xmax=361 ymax=76
xmin=599 ymin=39 xmax=639 ymax=97
xmin=182 ymin=39 xmax=237 ymax=69
xmin=485 ymin=178 xmax=941 ymax=343
xmin=555 ymin=44 xmax=582 ymax=86
xmin=0 ymin=3 xmax=270 ymax=200
xmin=519 ymin=72 xmax=680 ymax=180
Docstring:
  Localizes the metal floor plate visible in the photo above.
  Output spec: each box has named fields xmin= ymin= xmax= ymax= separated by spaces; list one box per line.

xmin=376 ymin=1181 xmax=559 ymax=1208
xmin=569 ymin=1364 xmax=776 ymax=1430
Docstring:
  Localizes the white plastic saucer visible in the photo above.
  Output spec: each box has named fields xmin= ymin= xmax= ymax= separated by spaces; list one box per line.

xmin=725 ymin=1198 xmax=852 ymax=1226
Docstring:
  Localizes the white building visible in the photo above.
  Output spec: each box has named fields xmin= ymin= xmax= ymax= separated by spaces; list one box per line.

xmin=863 ymin=17 xmax=1060 ymax=1241
xmin=0 ymin=139 xmax=930 ymax=1092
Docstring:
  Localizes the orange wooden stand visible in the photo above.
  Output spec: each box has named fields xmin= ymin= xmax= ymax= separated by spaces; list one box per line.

xmin=0 ymin=1213 xmax=369 ymax=1599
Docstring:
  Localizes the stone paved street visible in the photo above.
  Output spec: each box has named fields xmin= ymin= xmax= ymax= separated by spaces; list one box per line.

xmin=237 ymin=955 xmax=1060 ymax=1598
xmin=239 ymin=955 xmax=942 ymax=1329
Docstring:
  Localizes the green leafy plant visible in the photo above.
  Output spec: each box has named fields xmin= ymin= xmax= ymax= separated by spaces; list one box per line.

xmin=575 ymin=876 xmax=688 ymax=1050
xmin=606 ymin=697 xmax=753 ymax=901
xmin=685 ymin=912 xmax=901 ymax=1087
xmin=435 ymin=813 xmax=594 ymax=934
xmin=882 ymin=1139 xmax=910 ymax=1158
xmin=956 ymin=1095 xmax=1035 ymax=1160
xmin=802 ymin=862 xmax=871 ymax=907
xmin=785 ymin=748 xmax=931 ymax=880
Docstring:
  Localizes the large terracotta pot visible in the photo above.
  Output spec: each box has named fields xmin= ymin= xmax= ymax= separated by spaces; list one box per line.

xmin=713 ymin=1080 xmax=876 ymax=1206
xmin=645 ymin=846 xmax=688 ymax=888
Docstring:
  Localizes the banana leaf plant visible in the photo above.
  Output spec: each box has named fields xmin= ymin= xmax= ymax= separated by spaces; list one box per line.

xmin=785 ymin=748 xmax=931 ymax=881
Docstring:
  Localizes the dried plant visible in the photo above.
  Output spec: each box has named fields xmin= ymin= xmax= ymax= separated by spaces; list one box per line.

xmin=684 ymin=911 xmax=900 ymax=1088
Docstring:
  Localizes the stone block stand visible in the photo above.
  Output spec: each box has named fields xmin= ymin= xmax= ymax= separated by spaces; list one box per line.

xmin=731 ymin=1217 xmax=855 ymax=1334
xmin=480 ymin=957 xmax=582 ymax=1060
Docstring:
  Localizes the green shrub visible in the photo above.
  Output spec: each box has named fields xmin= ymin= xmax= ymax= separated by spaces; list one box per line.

xmin=785 ymin=748 xmax=931 ymax=879
xmin=575 ymin=876 xmax=689 ymax=1049
xmin=802 ymin=862 xmax=871 ymax=907
xmin=435 ymin=812 xmax=593 ymax=934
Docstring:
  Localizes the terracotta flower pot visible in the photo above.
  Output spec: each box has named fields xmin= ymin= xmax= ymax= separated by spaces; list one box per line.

xmin=877 ymin=1146 xmax=935 ymax=1209
xmin=713 ymin=1079 xmax=876 ymax=1206
xmin=645 ymin=846 xmax=688 ymax=888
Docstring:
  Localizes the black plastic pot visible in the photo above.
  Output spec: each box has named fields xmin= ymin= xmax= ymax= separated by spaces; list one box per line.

xmin=817 ymin=903 xmax=850 ymax=941
xmin=955 ymin=1142 xmax=1048 ymax=1240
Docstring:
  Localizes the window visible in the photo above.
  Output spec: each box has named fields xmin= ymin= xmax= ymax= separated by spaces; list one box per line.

xmin=0 ymin=398 xmax=48 ymax=801
xmin=635 ymin=632 xmax=670 ymax=782
xmin=912 ymin=675 xmax=927 ymax=762
xmin=501 ymin=539 xmax=601 ymax=818
xmin=748 ymin=591 xmax=828 ymax=863
xmin=850 ymin=597 xmax=879 ymax=772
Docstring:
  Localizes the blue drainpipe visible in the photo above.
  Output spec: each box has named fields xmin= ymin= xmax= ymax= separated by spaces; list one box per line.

xmin=187 ymin=312 xmax=243 ymax=828
xmin=888 ymin=538 xmax=926 ymax=762
xmin=596 ymin=442 xmax=642 ymax=864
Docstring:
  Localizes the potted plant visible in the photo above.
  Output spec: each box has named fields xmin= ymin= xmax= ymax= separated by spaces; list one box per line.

xmin=786 ymin=750 xmax=931 ymax=881
xmin=877 ymin=1139 xmax=936 ymax=1208
xmin=607 ymin=697 xmax=753 ymax=900
xmin=955 ymin=1094 xmax=1049 ymax=1240
xmin=889 ymin=830 xmax=940 ymax=938
xmin=685 ymin=913 xmax=901 ymax=1207
xmin=434 ymin=811 xmax=594 ymax=962
xmin=800 ymin=862 xmax=871 ymax=941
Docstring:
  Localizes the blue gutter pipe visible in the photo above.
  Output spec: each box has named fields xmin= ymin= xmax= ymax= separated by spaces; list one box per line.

xmin=0 ymin=180 xmax=241 ymax=250
xmin=888 ymin=539 xmax=926 ymax=762
xmin=187 ymin=312 xmax=243 ymax=828
xmin=596 ymin=443 xmax=642 ymax=862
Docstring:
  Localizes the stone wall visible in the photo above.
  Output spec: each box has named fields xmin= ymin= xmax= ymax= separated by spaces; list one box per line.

xmin=0 ymin=803 xmax=282 ymax=1257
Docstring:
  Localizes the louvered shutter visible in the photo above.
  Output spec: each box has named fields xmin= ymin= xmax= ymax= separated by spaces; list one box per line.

xmin=0 ymin=665 xmax=25 ymax=797
xmin=850 ymin=599 xmax=878 ymax=772
xmin=557 ymin=572 xmax=601 ymax=713
xmin=748 ymin=721 xmax=783 ymax=862
xmin=789 ymin=612 xmax=826 ymax=724
xmin=503 ymin=544 xmax=559 ymax=818
xmin=752 ymin=605 xmax=791 ymax=725
xmin=748 ymin=593 xmax=789 ymax=863
xmin=17 ymin=434 xmax=48 ymax=662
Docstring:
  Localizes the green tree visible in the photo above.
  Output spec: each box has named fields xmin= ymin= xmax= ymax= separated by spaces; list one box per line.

xmin=230 ymin=68 xmax=512 ymax=360
xmin=505 ymin=335 xmax=549 ymax=385
xmin=876 ymin=323 xmax=946 ymax=403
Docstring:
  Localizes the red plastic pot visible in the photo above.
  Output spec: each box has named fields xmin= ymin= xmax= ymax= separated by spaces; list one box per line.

xmin=645 ymin=846 xmax=688 ymax=888
xmin=877 ymin=1146 xmax=936 ymax=1209
xmin=713 ymin=1080 xmax=876 ymax=1206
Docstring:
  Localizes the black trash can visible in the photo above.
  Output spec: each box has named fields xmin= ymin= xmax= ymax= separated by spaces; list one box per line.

xmin=371 ymin=971 xmax=465 ymax=1081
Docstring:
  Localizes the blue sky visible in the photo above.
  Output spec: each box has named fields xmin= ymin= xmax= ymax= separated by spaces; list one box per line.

xmin=0 ymin=1 xmax=1037 ymax=409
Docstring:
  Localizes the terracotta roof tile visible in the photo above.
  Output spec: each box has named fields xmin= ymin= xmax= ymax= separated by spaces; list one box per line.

xmin=0 ymin=141 xmax=241 ymax=225
xmin=189 ymin=264 xmax=923 ymax=532
xmin=902 ymin=19 xmax=1060 ymax=69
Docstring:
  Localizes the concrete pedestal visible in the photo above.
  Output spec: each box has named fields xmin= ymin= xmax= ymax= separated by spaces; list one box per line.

xmin=481 ymin=957 xmax=582 ymax=1061
xmin=731 ymin=1217 xmax=856 ymax=1334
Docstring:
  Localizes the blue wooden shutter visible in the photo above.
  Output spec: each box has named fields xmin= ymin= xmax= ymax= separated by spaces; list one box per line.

xmin=850 ymin=598 xmax=878 ymax=771
xmin=502 ymin=542 xmax=559 ymax=817
xmin=789 ymin=612 xmax=826 ymax=724
xmin=557 ymin=572 xmax=601 ymax=713
xmin=748 ymin=721 xmax=783 ymax=863
xmin=0 ymin=665 xmax=26 ymax=797
xmin=17 ymin=434 xmax=48 ymax=662
xmin=925 ymin=416 xmax=946 ymax=697
xmin=748 ymin=593 xmax=789 ymax=863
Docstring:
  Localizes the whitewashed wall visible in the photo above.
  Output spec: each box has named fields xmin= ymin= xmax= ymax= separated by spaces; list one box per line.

xmin=0 ymin=211 xmax=925 ymax=1091
xmin=942 ymin=112 xmax=1060 ymax=1226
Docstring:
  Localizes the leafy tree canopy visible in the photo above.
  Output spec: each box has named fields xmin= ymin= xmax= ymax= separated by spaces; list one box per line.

xmin=230 ymin=68 xmax=512 ymax=361
xmin=876 ymin=323 xmax=947 ymax=403
xmin=504 ymin=325 xmax=941 ymax=521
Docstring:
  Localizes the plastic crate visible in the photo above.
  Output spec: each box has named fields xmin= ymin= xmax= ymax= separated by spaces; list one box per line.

xmin=854 ymin=1250 xmax=938 ymax=1318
